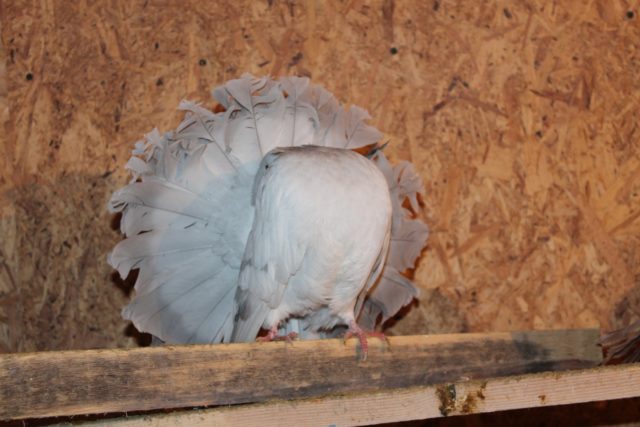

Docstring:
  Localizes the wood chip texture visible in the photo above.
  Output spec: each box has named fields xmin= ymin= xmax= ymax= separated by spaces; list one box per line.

xmin=1 ymin=1 xmax=639 ymax=352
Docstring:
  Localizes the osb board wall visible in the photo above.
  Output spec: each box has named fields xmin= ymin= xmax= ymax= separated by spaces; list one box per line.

xmin=0 ymin=0 xmax=639 ymax=353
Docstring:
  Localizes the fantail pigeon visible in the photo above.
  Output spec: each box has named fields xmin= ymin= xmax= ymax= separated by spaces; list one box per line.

xmin=108 ymin=74 xmax=429 ymax=358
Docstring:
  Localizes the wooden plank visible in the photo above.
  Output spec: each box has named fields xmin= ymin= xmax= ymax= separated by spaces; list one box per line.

xmin=85 ymin=364 xmax=640 ymax=427
xmin=0 ymin=329 xmax=601 ymax=420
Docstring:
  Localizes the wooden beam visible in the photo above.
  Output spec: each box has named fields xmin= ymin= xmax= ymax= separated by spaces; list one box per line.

xmin=0 ymin=329 xmax=601 ymax=420
xmin=88 ymin=364 xmax=640 ymax=427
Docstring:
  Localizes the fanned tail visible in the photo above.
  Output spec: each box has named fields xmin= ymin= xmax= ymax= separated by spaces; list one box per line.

xmin=358 ymin=152 xmax=430 ymax=330
xmin=109 ymin=74 xmax=427 ymax=344
xmin=108 ymin=123 xmax=252 ymax=344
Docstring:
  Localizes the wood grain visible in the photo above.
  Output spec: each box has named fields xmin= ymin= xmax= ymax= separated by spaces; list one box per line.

xmin=85 ymin=364 xmax=640 ymax=427
xmin=0 ymin=329 xmax=601 ymax=420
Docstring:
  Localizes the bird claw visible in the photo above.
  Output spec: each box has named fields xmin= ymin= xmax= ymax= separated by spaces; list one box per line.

xmin=257 ymin=328 xmax=298 ymax=344
xmin=343 ymin=321 xmax=387 ymax=361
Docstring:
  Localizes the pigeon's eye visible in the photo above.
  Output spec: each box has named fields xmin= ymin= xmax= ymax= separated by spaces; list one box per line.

xmin=265 ymin=164 xmax=270 ymax=170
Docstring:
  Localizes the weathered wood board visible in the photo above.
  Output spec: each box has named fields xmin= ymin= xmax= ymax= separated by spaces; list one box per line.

xmin=81 ymin=364 xmax=640 ymax=427
xmin=0 ymin=329 xmax=601 ymax=420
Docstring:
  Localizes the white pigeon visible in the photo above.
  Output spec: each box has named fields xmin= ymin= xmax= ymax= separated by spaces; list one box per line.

xmin=108 ymin=74 xmax=429 ymax=356
xmin=232 ymin=145 xmax=392 ymax=351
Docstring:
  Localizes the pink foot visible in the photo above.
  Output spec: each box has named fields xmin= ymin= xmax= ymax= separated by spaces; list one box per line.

xmin=257 ymin=326 xmax=298 ymax=343
xmin=343 ymin=321 xmax=388 ymax=361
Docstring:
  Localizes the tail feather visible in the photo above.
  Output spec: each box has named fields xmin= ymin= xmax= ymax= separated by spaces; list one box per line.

xmin=393 ymin=161 xmax=423 ymax=212
xmin=118 ymin=205 xmax=199 ymax=237
xmin=232 ymin=297 xmax=269 ymax=343
xmin=220 ymin=75 xmax=287 ymax=159
xmin=342 ymin=106 xmax=383 ymax=148
xmin=388 ymin=217 xmax=430 ymax=272
xmin=358 ymin=151 xmax=429 ymax=328
xmin=127 ymin=251 xmax=215 ymax=298
xmin=359 ymin=268 xmax=420 ymax=329
xmin=124 ymin=265 xmax=236 ymax=344
xmin=279 ymin=76 xmax=318 ymax=147
xmin=122 ymin=253 xmax=218 ymax=318
xmin=108 ymin=228 xmax=219 ymax=278
xmin=177 ymin=100 xmax=238 ymax=175
xmin=110 ymin=180 xmax=214 ymax=221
